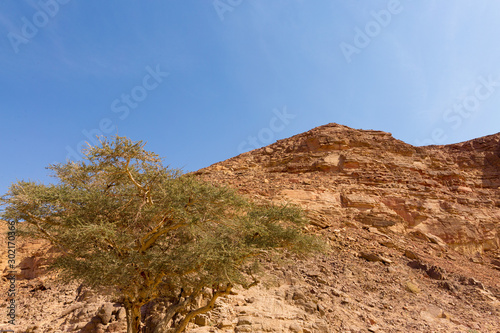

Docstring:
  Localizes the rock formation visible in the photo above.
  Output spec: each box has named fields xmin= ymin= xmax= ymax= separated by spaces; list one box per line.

xmin=1 ymin=123 xmax=499 ymax=332
xmin=196 ymin=123 xmax=500 ymax=255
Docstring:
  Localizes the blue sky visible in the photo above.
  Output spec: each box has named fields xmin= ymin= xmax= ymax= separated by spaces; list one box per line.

xmin=1 ymin=0 xmax=500 ymax=195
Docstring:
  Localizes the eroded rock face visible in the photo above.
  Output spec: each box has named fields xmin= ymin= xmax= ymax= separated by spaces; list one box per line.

xmin=2 ymin=123 xmax=500 ymax=332
xmin=197 ymin=123 xmax=500 ymax=255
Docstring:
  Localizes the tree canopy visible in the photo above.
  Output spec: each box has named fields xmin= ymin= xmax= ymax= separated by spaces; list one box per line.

xmin=1 ymin=136 xmax=324 ymax=333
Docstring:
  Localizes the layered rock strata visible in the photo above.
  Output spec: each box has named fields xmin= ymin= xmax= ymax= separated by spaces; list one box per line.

xmin=197 ymin=123 xmax=500 ymax=255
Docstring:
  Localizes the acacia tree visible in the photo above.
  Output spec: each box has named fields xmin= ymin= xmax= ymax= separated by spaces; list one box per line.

xmin=1 ymin=137 xmax=323 ymax=333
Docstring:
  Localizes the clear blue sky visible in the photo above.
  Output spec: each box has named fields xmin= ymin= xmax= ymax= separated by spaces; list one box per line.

xmin=1 ymin=0 xmax=500 ymax=195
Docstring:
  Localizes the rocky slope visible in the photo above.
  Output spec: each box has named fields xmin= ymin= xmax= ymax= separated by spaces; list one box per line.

xmin=197 ymin=123 xmax=500 ymax=255
xmin=1 ymin=123 xmax=500 ymax=332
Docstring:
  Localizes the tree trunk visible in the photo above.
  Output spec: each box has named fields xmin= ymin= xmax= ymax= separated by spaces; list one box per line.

xmin=152 ymin=302 xmax=185 ymax=333
xmin=173 ymin=285 xmax=232 ymax=333
xmin=151 ymin=284 xmax=232 ymax=333
xmin=125 ymin=302 xmax=142 ymax=333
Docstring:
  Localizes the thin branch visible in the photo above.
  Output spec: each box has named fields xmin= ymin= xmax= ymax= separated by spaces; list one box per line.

xmin=133 ymin=198 xmax=148 ymax=225
xmin=116 ymin=197 xmax=135 ymax=214
xmin=104 ymin=237 xmax=123 ymax=257
xmin=141 ymin=210 xmax=173 ymax=241
xmin=124 ymin=159 xmax=144 ymax=191
xmin=152 ymin=272 xmax=166 ymax=291
xmin=242 ymin=270 xmax=260 ymax=289
xmin=124 ymin=158 xmax=153 ymax=204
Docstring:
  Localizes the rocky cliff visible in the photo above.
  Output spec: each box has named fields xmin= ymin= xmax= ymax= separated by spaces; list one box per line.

xmin=196 ymin=123 xmax=500 ymax=255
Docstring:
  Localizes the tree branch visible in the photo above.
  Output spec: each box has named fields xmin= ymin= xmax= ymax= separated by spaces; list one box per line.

xmin=141 ymin=211 xmax=172 ymax=241
xmin=152 ymin=284 xmax=205 ymax=333
xmin=133 ymin=198 xmax=148 ymax=225
xmin=173 ymin=284 xmax=233 ymax=333
xmin=25 ymin=212 xmax=70 ymax=255
xmin=124 ymin=158 xmax=145 ymax=192
xmin=139 ymin=221 xmax=186 ymax=253
xmin=124 ymin=158 xmax=153 ymax=205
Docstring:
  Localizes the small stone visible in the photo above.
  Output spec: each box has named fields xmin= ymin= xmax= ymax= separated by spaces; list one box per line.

xmin=331 ymin=288 xmax=343 ymax=297
xmin=491 ymin=259 xmax=500 ymax=268
xmin=404 ymin=250 xmax=419 ymax=260
xmin=438 ymin=281 xmax=458 ymax=291
xmin=218 ymin=320 xmax=233 ymax=328
xmin=60 ymin=302 xmax=84 ymax=317
xmin=289 ymin=322 xmax=303 ymax=332
xmin=237 ymin=316 xmax=253 ymax=326
xmin=439 ymin=311 xmax=451 ymax=319
xmin=115 ymin=307 xmax=126 ymax=321
xmin=360 ymin=252 xmax=382 ymax=262
xmin=312 ymin=321 xmax=329 ymax=333
xmin=341 ymin=297 xmax=351 ymax=304
xmin=380 ymin=241 xmax=397 ymax=249
xmin=407 ymin=260 xmax=428 ymax=271
xmin=195 ymin=314 xmax=209 ymax=326
xmin=426 ymin=266 xmax=446 ymax=280
xmin=292 ymin=291 xmax=306 ymax=301
xmin=106 ymin=321 xmax=126 ymax=332
xmin=97 ymin=303 xmax=114 ymax=325
xmin=405 ymin=281 xmax=420 ymax=294
xmin=74 ymin=322 xmax=87 ymax=330
xmin=317 ymin=303 xmax=326 ymax=316
xmin=235 ymin=325 xmax=253 ymax=333
xmin=76 ymin=286 xmax=99 ymax=303
xmin=314 ymin=275 xmax=328 ymax=284
xmin=468 ymin=277 xmax=484 ymax=289
xmin=244 ymin=297 xmax=255 ymax=304
xmin=379 ymin=256 xmax=393 ymax=264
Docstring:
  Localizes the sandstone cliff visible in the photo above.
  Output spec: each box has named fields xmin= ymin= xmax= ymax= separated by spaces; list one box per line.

xmin=196 ymin=123 xmax=500 ymax=255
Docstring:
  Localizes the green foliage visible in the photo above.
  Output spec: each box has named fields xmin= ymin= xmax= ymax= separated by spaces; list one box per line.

xmin=0 ymin=136 xmax=324 ymax=333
